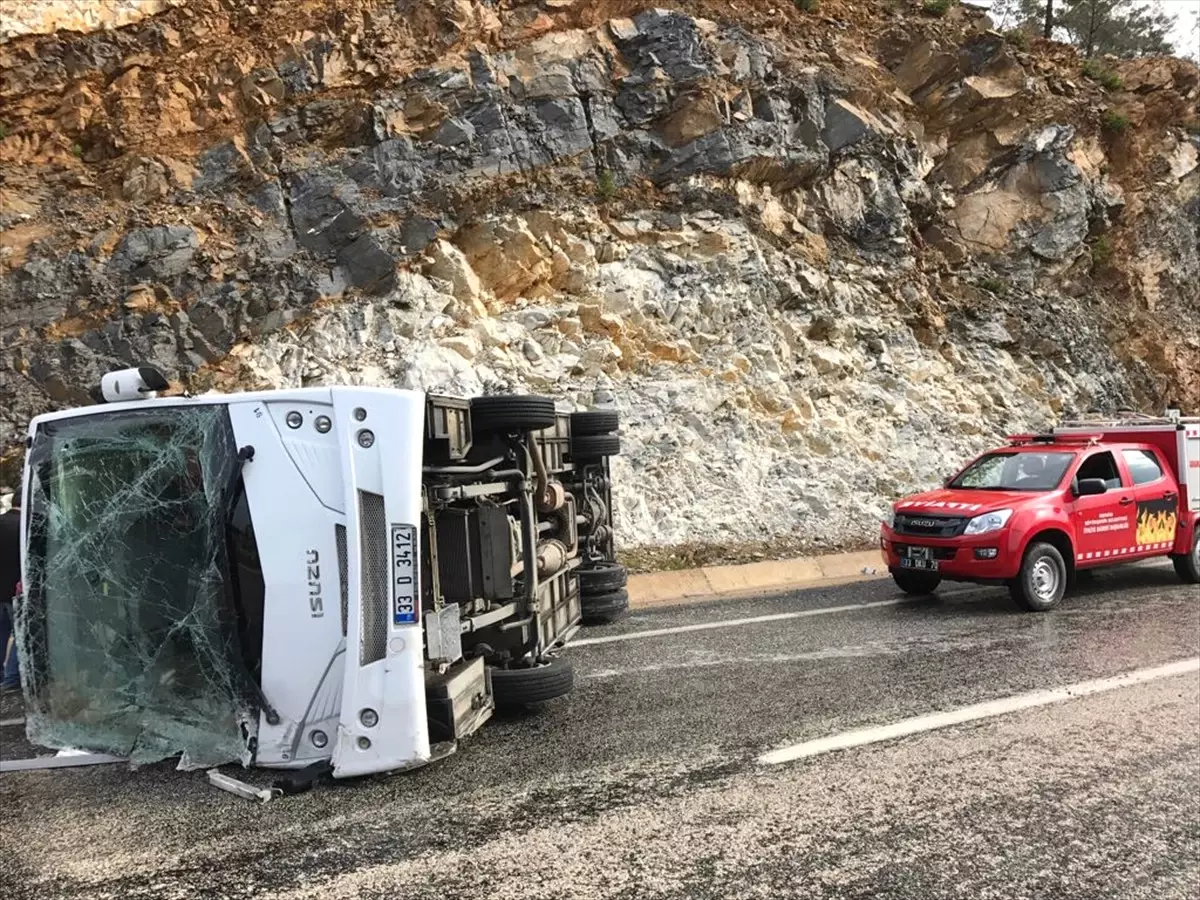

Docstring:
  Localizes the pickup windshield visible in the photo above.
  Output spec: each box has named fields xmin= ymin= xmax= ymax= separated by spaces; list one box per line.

xmin=948 ymin=451 xmax=1075 ymax=491
xmin=19 ymin=405 xmax=261 ymax=767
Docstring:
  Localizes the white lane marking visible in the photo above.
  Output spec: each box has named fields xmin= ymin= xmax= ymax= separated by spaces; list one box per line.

xmin=570 ymin=599 xmax=907 ymax=648
xmin=570 ymin=587 xmax=1000 ymax=649
xmin=0 ymin=716 xmax=25 ymax=727
xmin=582 ymin=637 xmax=1009 ymax=680
xmin=758 ymin=657 xmax=1200 ymax=766
xmin=585 ymin=648 xmax=883 ymax=680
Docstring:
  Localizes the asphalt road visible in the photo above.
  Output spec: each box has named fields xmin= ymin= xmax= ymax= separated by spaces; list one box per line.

xmin=1 ymin=562 xmax=1198 ymax=900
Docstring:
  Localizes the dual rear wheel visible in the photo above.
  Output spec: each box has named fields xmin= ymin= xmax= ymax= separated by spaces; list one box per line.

xmin=577 ymin=561 xmax=629 ymax=625
xmin=569 ymin=408 xmax=627 ymax=624
xmin=569 ymin=410 xmax=621 ymax=463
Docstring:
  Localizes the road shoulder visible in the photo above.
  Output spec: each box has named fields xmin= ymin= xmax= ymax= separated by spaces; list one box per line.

xmin=628 ymin=549 xmax=884 ymax=609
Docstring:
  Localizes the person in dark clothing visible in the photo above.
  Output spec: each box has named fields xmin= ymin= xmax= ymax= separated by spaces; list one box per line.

xmin=0 ymin=482 xmax=23 ymax=691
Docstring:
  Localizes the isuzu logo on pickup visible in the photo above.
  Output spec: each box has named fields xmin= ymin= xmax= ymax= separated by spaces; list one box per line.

xmin=906 ymin=518 xmax=942 ymax=528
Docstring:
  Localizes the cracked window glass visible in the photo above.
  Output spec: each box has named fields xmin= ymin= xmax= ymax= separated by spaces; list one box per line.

xmin=16 ymin=405 xmax=261 ymax=769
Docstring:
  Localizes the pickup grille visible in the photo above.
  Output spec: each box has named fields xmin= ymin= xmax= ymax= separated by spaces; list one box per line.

xmin=893 ymin=514 xmax=966 ymax=538
xmin=358 ymin=491 xmax=388 ymax=665
xmin=894 ymin=544 xmax=958 ymax=561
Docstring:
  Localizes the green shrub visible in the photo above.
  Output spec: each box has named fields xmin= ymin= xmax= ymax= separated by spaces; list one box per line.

xmin=1102 ymin=110 xmax=1130 ymax=133
xmin=69 ymin=142 xmax=83 ymax=157
xmin=978 ymin=276 xmax=1008 ymax=297
xmin=922 ymin=0 xmax=955 ymax=16
xmin=0 ymin=123 xmax=8 ymax=140
xmin=1082 ymin=60 xmax=1123 ymax=91
xmin=1091 ymin=235 xmax=1113 ymax=267
xmin=1185 ymin=120 xmax=1200 ymax=136
xmin=793 ymin=0 xmax=820 ymax=11
xmin=596 ymin=169 xmax=617 ymax=201
xmin=1003 ymin=29 xmax=1030 ymax=51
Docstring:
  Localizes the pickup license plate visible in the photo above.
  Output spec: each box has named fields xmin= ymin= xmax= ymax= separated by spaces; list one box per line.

xmin=900 ymin=547 xmax=938 ymax=571
xmin=391 ymin=523 xmax=418 ymax=625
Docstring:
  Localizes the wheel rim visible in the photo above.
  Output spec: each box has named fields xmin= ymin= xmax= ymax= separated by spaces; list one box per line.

xmin=1193 ymin=537 xmax=1200 ymax=569
xmin=1031 ymin=556 xmax=1060 ymax=602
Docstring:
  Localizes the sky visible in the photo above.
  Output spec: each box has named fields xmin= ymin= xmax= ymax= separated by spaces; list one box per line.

xmin=974 ymin=0 xmax=1200 ymax=61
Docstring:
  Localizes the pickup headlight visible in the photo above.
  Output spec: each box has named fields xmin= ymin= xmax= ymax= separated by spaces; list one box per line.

xmin=882 ymin=507 xmax=896 ymax=529
xmin=963 ymin=509 xmax=1013 ymax=535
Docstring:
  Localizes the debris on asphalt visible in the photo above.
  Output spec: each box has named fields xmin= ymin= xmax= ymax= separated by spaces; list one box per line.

xmin=206 ymin=768 xmax=282 ymax=803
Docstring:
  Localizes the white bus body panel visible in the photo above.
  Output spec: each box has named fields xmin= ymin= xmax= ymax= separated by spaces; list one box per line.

xmin=226 ymin=395 xmax=346 ymax=769
xmin=328 ymin=388 xmax=429 ymax=778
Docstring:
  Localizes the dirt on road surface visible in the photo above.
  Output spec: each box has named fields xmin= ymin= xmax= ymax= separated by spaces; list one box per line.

xmin=2 ymin=563 xmax=1198 ymax=899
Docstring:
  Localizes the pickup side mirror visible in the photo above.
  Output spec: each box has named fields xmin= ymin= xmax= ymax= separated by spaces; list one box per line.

xmin=1075 ymin=478 xmax=1108 ymax=497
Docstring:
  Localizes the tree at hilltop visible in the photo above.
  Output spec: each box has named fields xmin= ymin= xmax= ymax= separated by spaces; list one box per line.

xmin=993 ymin=0 xmax=1177 ymax=58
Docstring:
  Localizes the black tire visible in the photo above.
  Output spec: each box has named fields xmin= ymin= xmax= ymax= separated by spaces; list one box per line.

xmin=581 ymin=588 xmax=629 ymax=625
xmin=570 ymin=433 xmax=620 ymax=461
xmin=489 ymin=659 xmax=574 ymax=707
xmin=471 ymin=395 xmax=557 ymax=433
xmin=571 ymin=410 xmax=619 ymax=436
xmin=1172 ymin=530 xmax=1200 ymax=584
xmin=1010 ymin=542 xmax=1068 ymax=612
xmin=891 ymin=569 xmax=942 ymax=595
xmin=577 ymin=561 xmax=628 ymax=596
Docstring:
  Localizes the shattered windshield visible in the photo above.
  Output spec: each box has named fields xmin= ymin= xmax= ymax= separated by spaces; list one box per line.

xmin=17 ymin=405 xmax=261 ymax=768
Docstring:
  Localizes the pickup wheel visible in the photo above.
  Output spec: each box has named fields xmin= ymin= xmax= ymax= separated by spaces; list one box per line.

xmin=570 ymin=433 xmax=620 ymax=461
xmin=470 ymin=395 xmax=557 ymax=433
xmin=578 ymin=561 xmax=628 ymax=595
xmin=1010 ymin=542 xmax=1067 ymax=612
xmin=581 ymin=588 xmax=629 ymax=625
xmin=571 ymin=410 xmax=619 ymax=436
xmin=1172 ymin=530 xmax=1200 ymax=584
xmin=890 ymin=569 xmax=942 ymax=595
xmin=489 ymin=659 xmax=574 ymax=707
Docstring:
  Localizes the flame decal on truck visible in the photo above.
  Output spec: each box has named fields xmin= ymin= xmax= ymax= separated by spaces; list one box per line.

xmin=1135 ymin=499 xmax=1177 ymax=546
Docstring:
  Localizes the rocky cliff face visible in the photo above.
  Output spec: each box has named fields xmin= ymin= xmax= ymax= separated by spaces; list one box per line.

xmin=1 ymin=0 xmax=1198 ymax=562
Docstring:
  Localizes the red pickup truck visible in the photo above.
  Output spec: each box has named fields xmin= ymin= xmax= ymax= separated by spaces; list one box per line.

xmin=880 ymin=413 xmax=1200 ymax=611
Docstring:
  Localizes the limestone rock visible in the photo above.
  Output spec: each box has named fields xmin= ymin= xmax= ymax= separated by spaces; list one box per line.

xmin=822 ymin=99 xmax=889 ymax=153
xmin=426 ymin=240 xmax=483 ymax=302
xmin=660 ymin=92 xmax=724 ymax=148
xmin=455 ymin=218 xmax=554 ymax=300
xmin=108 ymin=226 xmax=198 ymax=280
xmin=121 ymin=157 xmax=169 ymax=203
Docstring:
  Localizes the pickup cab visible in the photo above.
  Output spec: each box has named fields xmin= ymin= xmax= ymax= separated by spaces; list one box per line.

xmin=880 ymin=413 xmax=1200 ymax=611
